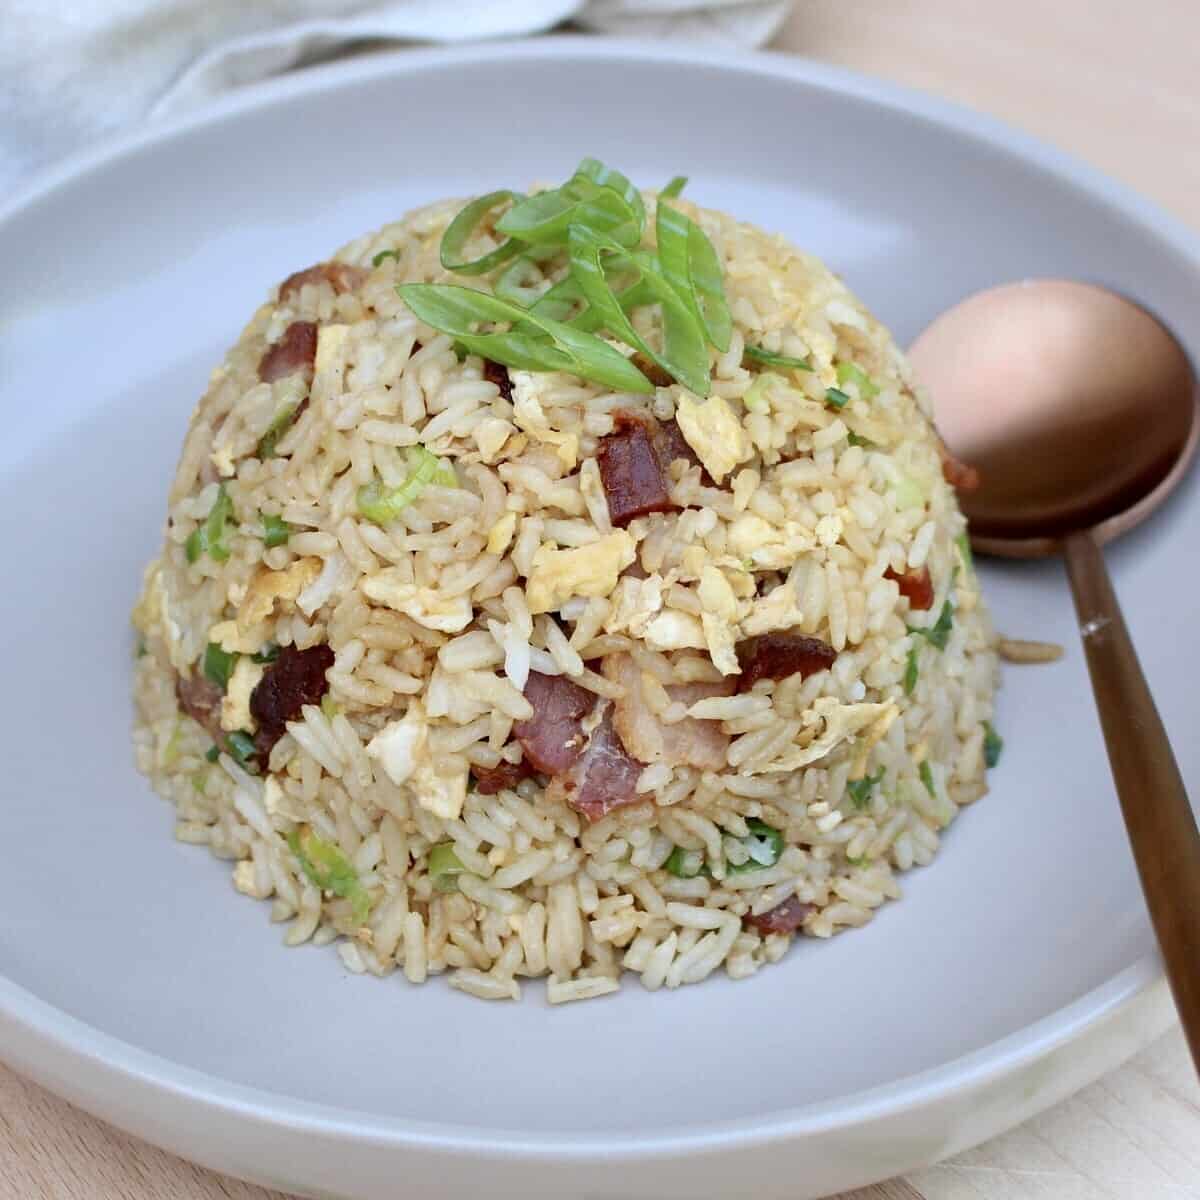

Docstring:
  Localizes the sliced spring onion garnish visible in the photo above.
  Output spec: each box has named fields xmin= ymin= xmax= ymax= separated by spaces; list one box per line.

xmin=655 ymin=201 xmax=731 ymax=352
xmin=428 ymin=841 xmax=466 ymax=892
xmin=203 ymin=642 xmax=237 ymax=691
xmin=320 ymin=693 xmax=340 ymax=720
xmin=225 ymin=730 xmax=259 ymax=771
xmin=439 ymin=190 xmax=524 ymax=275
xmin=825 ymin=386 xmax=850 ymax=409
xmin=836 ymin=361 xmax=880 ymax=399
xmin=497 ymin=175 xmax=641 ymax=249
xmin=356 ymin=445 xmax=458 ymax=526
xmin=660 ymin=175 xmax=687 ymax=200
xmin=904 ymin=643 xmax=920 ymax=695
xmin=742 ymin=374 xmax=774 ymax=413
xmin=910 ymin=599 xmax=954 ymax=651
xmin=256 ymin=405 xmax=297 ymax=460
xmin=743 ymin=344 xmax=813 ymax=372
xmin=955 ymin=530 xmax=974 ymax=573
xmin=185 ymin=484 xmax=234 ymax=564
xmin=398 ymin=282 xmax=654 ymax=395
xmin=847 ymin=769 xmax=884 ymax=810
xmin=665 ymin=846 xmax=705 ymax=879
xmin=261 ymin=512 xmax=292 ymax=548
xmin=919 ymin=760 xmax=936 ymax=797
xmin=205 ymin=745 xmax=220 ymax=763
xmin=846 ymin=431 xmax=875 ymax=449
xmin=727 ymin=818 xmax=784 ymax=874
xmin=372 ymin=249 xmax=400 ymax=267
xmin=288 ymin=827 xmax=371 ymax=923
xmin=983 ymin=722 xmax=1004 ymax=768
xmin=251 ymin=643 xmax=280 ymax=665
xmin=573 ymin=156 xmax=647 ymax=231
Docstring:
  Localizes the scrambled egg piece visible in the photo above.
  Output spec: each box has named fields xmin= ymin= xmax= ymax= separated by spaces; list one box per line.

xmin=220 ymin=658 xmax=266 ymax=733
xmin=510 ymin=371 xmax=579 ymax=469
xmin=742 ymin=582 xmax=806 ymax=637
xmin=754 ymin=699 xmax=898 ymax=774
xmin=697 ymin=565 xmax=742 ymax=676
xmin=473 ymin=417 xmax=516 ymax=464
xmin=642 ymin=610 xmax=707 ymax=652
xmin=311 ymin=323 xmax=349 ymax=406
xmin=486 ymin=511 xmax=517 ymax=556
xmin=727 ymin=514 xmax=811 ymax=571
xmin=238 ymin=558 xmax=322 ymax=630
xmin=603 ymin=574 xmax=665 ymax=638
xmin=132 ymin=560 xmax=189 ymax=672
xmin=362 ymin=571 xmax=473 ymax=632
xmin=365 ymin=701 xmax=469 ymax=820
xmin=674 ymin=394 xmax=749 ymax=484
xmin=209 ymin=618 xmax=271 ymax=655
xmin=526 ymin=530 xmax=636 ymax=615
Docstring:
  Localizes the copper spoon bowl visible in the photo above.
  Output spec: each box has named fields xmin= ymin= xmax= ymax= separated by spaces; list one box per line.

xmin=910 ymin=279 xmax=1200 ymax=1071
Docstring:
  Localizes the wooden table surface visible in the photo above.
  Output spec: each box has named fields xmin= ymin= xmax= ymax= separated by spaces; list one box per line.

xmin=3 ymin=2 xmax=1198 ymax=1197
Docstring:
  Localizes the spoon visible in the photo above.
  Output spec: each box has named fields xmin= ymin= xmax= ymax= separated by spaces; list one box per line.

xmin=909 ymin=279 xmax=1200 ymax=1070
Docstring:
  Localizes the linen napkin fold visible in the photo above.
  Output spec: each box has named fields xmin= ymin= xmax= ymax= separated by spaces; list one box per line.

xmin=0 ymin=0 xmax=791 ymax=191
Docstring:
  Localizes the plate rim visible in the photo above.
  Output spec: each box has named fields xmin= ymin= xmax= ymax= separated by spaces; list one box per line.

xmin=1 ymin=33 xmax=1190 ymax=1163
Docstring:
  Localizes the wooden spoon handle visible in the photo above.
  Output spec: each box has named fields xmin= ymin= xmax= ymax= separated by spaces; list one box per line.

xmin=1064 ymin=529 xmax=1200 ymax=1071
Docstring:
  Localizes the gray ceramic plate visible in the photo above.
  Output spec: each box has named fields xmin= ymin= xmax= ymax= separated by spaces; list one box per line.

xmin=1 ymin=38 xmax=1196 ymax=1200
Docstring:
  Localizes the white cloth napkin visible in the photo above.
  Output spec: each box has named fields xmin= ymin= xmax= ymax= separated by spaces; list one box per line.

xmin=0 ymin=0 xmax=791 ymax=191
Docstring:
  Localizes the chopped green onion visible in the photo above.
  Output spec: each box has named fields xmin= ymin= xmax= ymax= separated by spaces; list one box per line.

xmin=743 ymin=344 xmax=813 ymax=372
xmin=846 ymin=431 xmax=875 ymax=449
xmin=288 ymin=827 xmax=371 ymax=923
xmin=225 ymin=731 xmax=259 ymax=772
xmin=162 ymin=720 xmax=183 ymax=767
xmin=847 ymin=769 xmax=883 ymax=810
xmin=665 ymin=846 xmax=705 ymax=879
xmin=136 ymin=637 xmax=147 ymax=659
xmin=573 ymin=157 xmax=647 ymax=232
xmin=983 ymin=722 xmax=1004 ymax=768
xmin=205 ymin=744 xmax=220 ymax=763
xmin=428 ymin=841 xmax=466 ymax=893
xmin=372 ymin=249 xmax=400 ymax=267
xmin=655 ymin=200 xmax=732 ymax=352
xmin=904 ymin=643 xmax=920 ymax=695
xmin=919 ymin=760 xmax=936 ymax=797
xmin=742 ymin=373 xmax=774 ymax=413
xmin=190 ymin=771 xmax=208 ymax=794
xmin=202 ymin=642 xmax=237 ymax=691
xmin=910 ymin=599 xmax=954 ymax=651
xmin=846 ymin=853 xmax=870 ymax=867
xmin=825 ymin=386 xmax=850 ymax=409
xmin=185 ymin=484 xmax=234 ymax=564
xmin=956 ymin=530 xmax=974 ymax=574
xmin=256 ymin=405 xmax=298 ymax=460
xmin=836 ymin=361 xmax=880 ymax=399
xmin=567 ymin=225 xmax=710 ymax=395
xmin=439 ymin=190 xmax=524 ymax=275
xmin=660 ymin=175 xmax=687 ymax=199
xmin=891 ymin=474 xmax=925 ymax=510
xmin=261 ymin=512 xmax=292 ymax=548
xmin=399 ymin=281 xmax=653 ymax=395
xmin=727 ymin=818 xmax=784 ymax=874
xmin=251 ymin=643 xmax=280 ymax=664
xmin=321 ymin=694 xmax=340 ymax=720
xmin=497 ymin=170 xmax=642 ymax=249
xmin=356 ymin=446 xmax=458 ymax=525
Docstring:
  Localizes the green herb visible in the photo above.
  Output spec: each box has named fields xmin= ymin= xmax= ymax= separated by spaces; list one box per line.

xmin=660 ymin=175 xmax=688 ymax=199
xmin=321 ymin=694 xmax=340 ymax=720
xmin=428 ymin=841 xmax=466 ymax=893
xmin=836 ymin=361 xmax=880 ymax=399
xmin=261 ymin=512 xmax=292 ymax=548
xmin=398 ymin=282 xmax=655 ymax=395
xmin=372 ymin=249 xmax=400 ymax=267
xmin=919 ymin=760 xmax=936 ymax=797
xmin=191 ymin=771 xmax=208 ymax=794
xmin=288 ymin=827 xmax=371 ymax=923
xmin=567 ymin=225 xmax=711 ymax=395
xmin=846 ymin=854 xmax=870 ymax=867
xmin=496 ymin=166 xmax=643 ymax=249
xmin=743 ymin=344 xmax=813 ymax=372
xmin=742 ymin=374 xmax=774 ymax=413
xmin=664 ymin=846 xmax=705 ymax=879
xmin=956 ymin=530 xmax=974 ymax=573
xmin=727 ymin=818 xmax=784 ymax=874
xmin=136 ymin=637 xmax=147 ymax=658
xmin=256 ymin=405 xmax=298 ymax=460
xmin=225 ymin=731 xmax=259 ymax=772
xmin=202 ymin=641 xmax=237 ymax=691
xmin=983 ymin=722 xmax=1004 ymax=768
xmin=251 ymin=643 xmax=280 ymax=664
xmin=910 ymin=599 xmax=954 ymax=651
xmin=904 ymin=643 xmax=920 ymax=695
xmin=205 ymin=744 xmax=220 ymax=763
xmin=824 ymin=386 xmax=850 ymax=409
xmin=184 ymin=484 xmax=234 ymax=564
xmin=356 ymin=445 xmax=459 ymax=525
xmin=573 ymin=156 xmax=647 ymax=230
xmin=847 ymin=769 xmax=883 ymax=810
xmin=440 ymin=189 xmax=525 ymax=275
xmin=655 ymin=200 xmax=732 ymax=352
xmin=846 ymin=431 xmax=875 ymax=449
